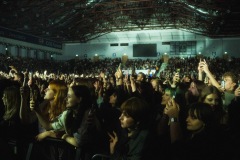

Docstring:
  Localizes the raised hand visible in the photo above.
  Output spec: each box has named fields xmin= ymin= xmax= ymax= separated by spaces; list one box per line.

xmin=234 ymin=86 xmax=240 ymax=97
xmin=198 ymin=59 xmax=210 ymax=73
xmin=198 ymin=59 xmax=204 ymax=73
xmin=164 ymin=98 xmax=180 ymax=118
xmin=130 ymin=75 xmax=136 ymax=92
xmin=20 ymin=86 xmax=29 ymax=99
xmin=108 ymin=131 xmax=118 ymax=154
xmin=100 ymin=71 xmax=105 ymax=79
xmin=115 ymin=67 xmax=123 ymax=79
xmin=94 ymin=80 xmax=100 ymax=91
xmin=29 ymin=99 xmax=36 ymax=111
xmin=124 ymin=72 xmax=128 ymax=82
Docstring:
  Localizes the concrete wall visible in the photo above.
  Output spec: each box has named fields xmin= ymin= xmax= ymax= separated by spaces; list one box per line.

xmin=62 ymin=38 xmax=240 ymax=61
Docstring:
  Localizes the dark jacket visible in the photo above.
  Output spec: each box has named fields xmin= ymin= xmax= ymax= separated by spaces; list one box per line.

xmin=112 ymin=129 xmax=160 ymax=160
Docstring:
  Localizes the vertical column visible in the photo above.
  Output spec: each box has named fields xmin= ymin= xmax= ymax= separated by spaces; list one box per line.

xmin=17 ymin=46 xmax=20 ymax=57
xmin=75 ymin=54 xmax=79 ymax=62
xmin=26 ymin=48 xmax=30 ymax=58
xmin=50 ymin=53 xmax=53 ymax=61
xmin=35 ymin=50 xmax=38 ymax=59
xmin=162 ymin=53 xmax=169 ymax=63
xmin=93 ymin=54 xmax=99 ymax=62
xmin=5 ymin=45 xmax=9 ymax=56
xmin=122 ymin=53 xmax=128 ymax=64
xmin=196 ymin=52 xmax=203 ymax=59
xmin=222 ymin=52 xmax=228 ymax=60
xmin=44 ymin=52 xmax=47 ymax=60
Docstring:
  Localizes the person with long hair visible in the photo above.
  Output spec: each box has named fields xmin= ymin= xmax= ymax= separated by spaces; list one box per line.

xmin=1 ymin=86 xmax=20 ymax=122
xmin=31 ymin=85 xmax=106 ymax=160
xmin=166 ymin=102 xmax=226 ymax=160
xmin=198 ymin=85 xmax=227 ymax=128
xmin=0 ymin=86 xmax=24 ymax=159
xmin=21 ymin=79 xmax=68 ymax=137
xmin=185 ymin=80 xmax=206 ymax=106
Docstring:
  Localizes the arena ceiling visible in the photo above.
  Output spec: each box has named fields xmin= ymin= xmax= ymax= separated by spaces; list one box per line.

xmin=0 ymin=0 xmax=239 ymax=43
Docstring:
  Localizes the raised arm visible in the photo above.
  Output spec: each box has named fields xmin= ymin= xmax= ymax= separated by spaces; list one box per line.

xmin=19 ymin=86 xmax=37 ymax=124
xmin=19 ymin=71 xmax=38 ymax=124
xmin=164 ymin=99 xmax=182 ymax=143
xmin=198 ymin=59 xmax=204 ymax=81
xmin=199 ymin=59 xmax=222 ymax=91
xmin=115 ymin=67 xmax=123 ymax=86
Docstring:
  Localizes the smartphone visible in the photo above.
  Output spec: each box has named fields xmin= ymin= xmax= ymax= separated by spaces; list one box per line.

xmin=172 ymin=91 xmax=176 ymax=99
xmin=221 ymin=80 xmax=225 ymax=89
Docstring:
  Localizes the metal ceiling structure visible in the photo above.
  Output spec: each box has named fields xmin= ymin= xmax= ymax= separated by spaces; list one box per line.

xmin=0 ymin=0 xmax=239 ymax=43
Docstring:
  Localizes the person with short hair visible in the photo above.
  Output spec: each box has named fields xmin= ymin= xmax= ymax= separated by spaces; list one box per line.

xmin=108 ymin=97 xmax=160 ymax=160
xmin=198 ymin=59 xmax=237 ymax=110
xmin=136 ymin=72 xmax=146 ymax=82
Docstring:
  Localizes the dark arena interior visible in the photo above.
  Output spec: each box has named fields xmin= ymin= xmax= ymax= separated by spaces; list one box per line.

xmin=0 ymin=0 xmax=240 ymax=160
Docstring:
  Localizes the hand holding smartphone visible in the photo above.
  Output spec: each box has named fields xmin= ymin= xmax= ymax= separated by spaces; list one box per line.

xmin=221 ymin=80 xmax=225 ymax=89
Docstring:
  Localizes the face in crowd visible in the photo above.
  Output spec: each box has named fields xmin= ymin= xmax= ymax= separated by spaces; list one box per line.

xmin=119 ymin=97 xmax=150 ymax=130
xmin=65 ymin=85 xmax=92 ymax=109
xmin=151 ymin=79 xmax=159 ymax=91
xmin=203 ymin=93 xmax=219 ymax=108
xmin=109 ymin=92 xmax=117 ymax=107
xmin=199 ymin=86 xmax=222 ymax=110
xmin=119 ymin=110 xmax=136 ymax=129
xmin=186 ymin=103 xmax=214 ymax=133
xmin=136 ymin=72 xmax=145 ymax=82
xmin=223 ymin=76 xmax=236 ymax=91
xmin=66 ymin=87 xmax=81 ymax=108
xmin=44 ymin=80 xmax=68 ymax=104
xmin=186 ymin=110 xmax=205 ymax=132
xmin=44 ymin=86 xmax=55 ymax=101
xmin=161 ymin=89 xmax=174 ymax=105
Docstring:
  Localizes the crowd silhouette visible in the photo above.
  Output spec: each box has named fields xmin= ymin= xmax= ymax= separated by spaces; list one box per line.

xmin=0 ymin=53 xmax=240 ymax=160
